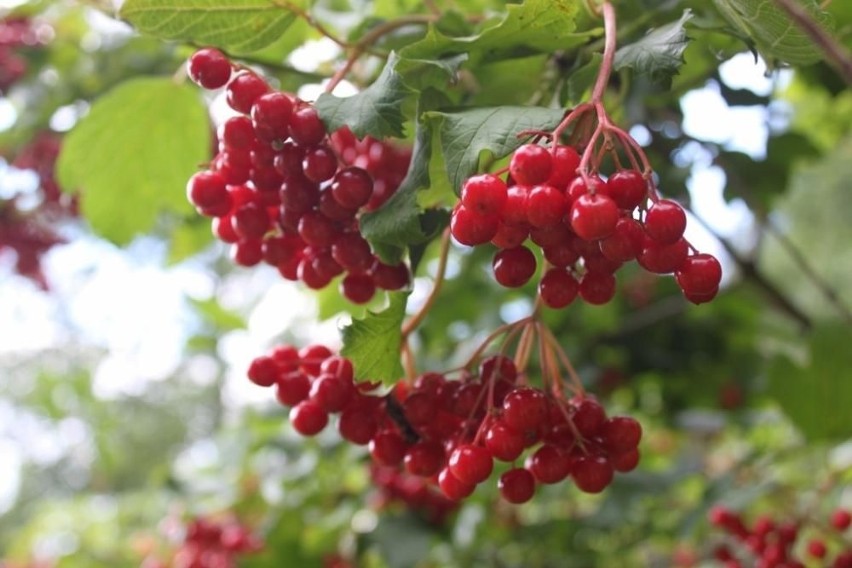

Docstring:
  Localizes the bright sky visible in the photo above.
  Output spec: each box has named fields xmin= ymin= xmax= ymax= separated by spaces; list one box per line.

xmin=0 ymin=39 xmax=789 ymax=518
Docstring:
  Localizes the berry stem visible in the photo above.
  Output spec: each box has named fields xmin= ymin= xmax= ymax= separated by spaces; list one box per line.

xmin=401 ymin=339 xmax=416 ymax=379
xmin=401 ymin=227 xmax=452 ymax=338
xmin=539 ymin=324 xmax=585 ymax=396
xmin=590 ymin=2 xmax=617 ymax=103
xmin=272 ymin=1 xmax=351 ymax=49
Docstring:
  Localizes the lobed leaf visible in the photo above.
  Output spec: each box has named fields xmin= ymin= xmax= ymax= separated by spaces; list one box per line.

xmin=120 ymin=0 xmax=301 ymax=54
xmin=56 ymin=77 xmax=210 ymax=245
xmin=614 ymin=10 xmax=693 ymax=88
xmin=340 ymin=292 xmax=409 ymax=384
xmin=426 ymin=106 xmax=565 ymax=192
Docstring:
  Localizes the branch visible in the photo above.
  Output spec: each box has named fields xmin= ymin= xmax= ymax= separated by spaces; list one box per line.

xmin=772 ymin=0 xmax=852 ymax=84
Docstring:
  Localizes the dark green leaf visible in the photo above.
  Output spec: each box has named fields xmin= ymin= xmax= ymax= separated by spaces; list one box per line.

xmin=768 ymin=324 xmax=852 ymax=441
xmin=713 ymin=0 xmax=827 ymax=66
xmin=614 ymin=10 xmax=693 ymax=88
xmin=316 ymin=52 xmax=410 ymax=139
xmin=426 ymin=106 xmax=565 ymax=192
xmin=340 ymin=292 xmax=408 ymax=384
xmin=120 ymin=0 xmax=302 ymax=54
xmin=56 ymin=77 xmax=210 ymax=245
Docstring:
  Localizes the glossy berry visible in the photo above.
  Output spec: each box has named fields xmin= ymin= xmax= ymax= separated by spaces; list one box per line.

xmin=247 ymin=356 xmax=278 ymax=387
xmin=570 ymin=193 xmax=619 ymax=241
xmin=571 ymin=454 xmax=614 ymax=493
xmin=404 ymin=441 xmax=445 ymax=477
xmin=526 ymin=184 xmax=566 ymax=228
xmin=331 ymin=167 xmax=373 ymax=209
xmin=600 ymin=416 xmax=642 ymax=453
xmin=492 ymin=246 xmax=537 ymax=288
xmin=644 ymin=199 xmax=687 ymax=244
xmin=449 ymin=444 xmax=494 ymax=485
xmin=502 ymin=387 xmax=547 ymax=432
xmin=606 ymin=169 xmax=646 ymax=210
xmin=452 ymin=205 xmax=499 ymax=246
xmin=579 ymin=270 xmax=616 ymax=305
xmin=251 ymin=92 xmax=293 ymax=142
xmin=187 ymin=48 xmax=231 ymax=89
xmin=637 ymin=236 xmax=689 ymax=274
xmin=548 ymin=145 xmax=581 ymax=188
xmin=675 ymin=253 xmax=722 ymax=295
xmin=527 ymin=444 xmax=571 ymax=484
xmin=510 ymin=144 xmax=552 ymax=186
xmin=832 ymin=509 xmax=852 ymax=531
xmin=438 ymin=468 xmax=476 ymax=501
xmin=275 ymin=372 xmax=310 ymax=406
xmin=461 ymin=174 xmax=508 ymax=216
xmin=226 ymin=72 xmax=270 ymax=114
xmin=484 ymin=420 xmax=525 ymax=462
xmin=498 ymin=468 xmax=536 ymax=504
xmin=369 ymin=429 xmax=407 ymax=466
xmin=288 ymin=106 xmax=326 ymax=146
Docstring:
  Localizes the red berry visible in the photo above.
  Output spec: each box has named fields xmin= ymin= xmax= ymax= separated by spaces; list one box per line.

xmin=331 ymin=167 xmax=373 ymax=209
xmin=369 ymin=429 xmax=407 ymax=466
xmin=571 ymin=397 xmax=606 ymax=437
xmin=251 ymin=92 xmax=293 ymax=142
xmin=289 ymin=400 xmax=328 ymax=435
xmin=438 ymin=468 xmax=476 ymax=501
xmin=371 ymin=261 xmax=410 ymax=291
xmin=644 ymin=199 xmax=687 ymax=244
xmin=579 ymin=270 xmax=616 ymax=305
xmin=231 ymin=202 xmax=270 ymax=240
xmin=331 ymin=233 xmax=373 ymax=272
xmin=226 ymin=72 xmax=270 ymax=114
xmin=449 ymin=444 xmax=494 ymax=485
xmin=548 ymin=145 xmax=581 ymax=188
xmin=309 ymin=374 xmax=354 ymax=412
xmin=637 ymin=236 xmax=689 ymax=274
xmin=491 ymin=222 xmax=529 ymax=249
xmin=498 ymin=468 xmax=536 ymax=504
xmin=570 ymin=193 xmax=619 ymax=241
xmin=526 ymin=184 xmax=566 ymax=228
xmin=510 ymin=144 xmax=552 ymax=186
xmin=611 ymin=447 xmax=640 ymax=472
xmin=492 ymin=246 xmax=537 ymax=288
xmin=600 ymin=416 xmax=642 ymax=453
xmin=500 ymin=185 xmax=530 ymax=226
xmin=675 ymin=253 xmax=722 ymax=295
xmin=302 ymin=145 xmax=339 ymax=183
xmin=452 ymin=205 xmax=499 ymax=246
xmin=247 ymin=356 xmax=278 ymax=387
xmin=461 ymin=174 xmax=508 ymax=216
xmin=484 ymin=419 xmax=525 ymax=462
xmin=599 ymin=217 xmax=644 ymax=262
xmin=230 ymin=239 xmax=263 ymax=266
xmin=539 ymin=267 xmax=579 ymax=308
xmin=188 ymin=48 xmax=231 ymax=89
xmin=187 ymin=170 xmax=231 ymax=216
xmin=338 ymin=406 xmax=377 ymax=444
xmin=340 ymin=273 xmax=376 ymax=304
xmin=502 ymin=387 xmax=547 ymax=432
xmin=289 ymin=105 xmax=327 ymax=146
xmin=571 ymin=454 xmax=614 ymax=493
xmin=219 ymin=116 xmax=255 ymax=151
xmin=606 ymin=170 xmax=646 ymax=210
xmin=832 ymin=509 xmax=852 ymax=531
xmin=527 ymin=444 xmax=571 ymax=484
xmin=276 ymin=372 xmax=310 ymax=406
xmin=404 ymin=440 xmax=445 ymax=477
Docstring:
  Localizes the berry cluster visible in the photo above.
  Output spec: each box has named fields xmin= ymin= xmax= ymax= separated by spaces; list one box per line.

xmin=141 ymin=516 xmax=263 ymax=568
xmin=0 ymin=16 xmax=47 ymax=92
xmin=707 ymin=505 xmax=852 ymax=568
xmin=370 ymin=464 xmax=459 ymax=525
xmin=248 ymin=345 xmax=641 ymax=506
xmin=451 ymin=143 xmax=722 ymax=307
xmin=186 ymin=48 xmax=411 ymax=304
xmin=1 ymin=132 xmax=75 ymax=289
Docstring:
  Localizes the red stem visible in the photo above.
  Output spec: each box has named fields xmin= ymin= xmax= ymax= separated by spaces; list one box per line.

xmin=590 ymin=2 xmax=617 ymax=103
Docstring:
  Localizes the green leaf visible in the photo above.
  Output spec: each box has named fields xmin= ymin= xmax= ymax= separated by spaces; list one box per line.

xmin=119 ymin=0 xmax=301 ymax=54
xmin=316 ymin=52 xmax=410 ymax=139
xmin=713 ymin=0 xmax=827 ymax=66
xmin=614 ymin=10 xmax=693 ymax=88
xmin=768 ymin=324 xmax=852 ymax=441
xmin=57 ymin=77 xmax=210 ymax=245
xmin=394 ymin=53 xmax=468 ymax=91
xmin=401 ymin=0 xmax=590 ymax=62
xmin=340 ymin=292 xmax=408 ymax=384
xmin=426 ymin=106 xmax=565 ymax=192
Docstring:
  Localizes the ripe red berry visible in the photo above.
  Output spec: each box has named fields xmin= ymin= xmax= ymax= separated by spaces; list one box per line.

xmin=340 ymin=273 xmax=376 ymax=304
xmin=247 ymin=356 xmax=278 ymax=387
xmin=302 ymin=145 xmax=339 ymax=183
xmin=606 ymin=170 xmax=646 ymax=210
xmin=371 ymin=261 xmax=410 ymax=291
xmin=675 ymin=253 xmax=722 ymax=295
xmin=187 ymin=48 xmax=231 ymax=89
xmin=571 ymin=454 xmax=614 ymax=493
xmin=571 ymin=397 xmax=607 ymax=437
xmin=527 ymin=444 xmax=571 ymax=484
xmin=289 ymin=105 xmax=327 ymax=146
xmin=289 ymin=400 xmax=328 ymax=436
xmin=438 ymin=468 xmax=476 ymax=501
xmin=369 ymin=429 xmax=407 ymax=466
xmin=600 ymin=416 xmax=642 ymax=453
xmin=275 ymin=372 xmax=310 ymax=406
xmin=539 ymin=267 xmax=579 ymax=309
xmin=637 ymin=236 xmax=689 ymax=274
xmin=498 ymin=468 xmax=536 ymax=504
xmin=500 ymin=185 xmax=530 ymax=226
xmin=461 ymin=174 xmax=508 ymax=216
xmin=611 ymin=448 xmax=640 ymax=472
xmin=226 ymin=72 xmax=270 ymax=114
xmin=548 ymin=145 xmax=581 ymax=188
xmin=250 ymin=92 xmax=293 ymax=142
xmin=578 ymin=270 xmax=616 ymax=305
xmin=491 ymin=222 xmax=528 ymax=249
xmin=492 ymin=246 xmax=537 ymax=288
xmin=510 ymin=144 xmax=552 ymax=186
xmin=806 ymin=539 xmax=827 ymax=559
xmin=338 ymin=406 xmax=377 ymax=444
xmin=449 ymin=444 xmax=494 ymax=485
xmin=331 ymin=167 xmax=373 ymax=209
xmin=599 ymin=217 xmax=644 ymax=262
xmin=526 ymin=184 xmax=566 ymax=228
xmin=187 ymin=170 xmax=231 ymax=217
xmin=484 ymin=420 xmax=525 ymax=462
xmin=230 ymin=239 xmax=263 ymax=266
xmin=219 ymin=116 xmax=255 ymax=151
xmin=452 ymin=205 xmax=499 ymax=246
xmin=404 ymin=441 xmax=445 ymax=477
xmin=570 ymin=193 xmax=619 ymax=241
xmin=644 ymin=199 xmax=687 ymax=244
xmin=309 ymin=375 xmax=355 ymax=412
xmin=502 ymin=387 xmax=547 ymax=432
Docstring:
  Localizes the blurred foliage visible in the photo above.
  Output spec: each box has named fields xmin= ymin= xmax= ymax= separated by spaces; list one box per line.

xmin=1 ymin=1 xmax=851 ymax=567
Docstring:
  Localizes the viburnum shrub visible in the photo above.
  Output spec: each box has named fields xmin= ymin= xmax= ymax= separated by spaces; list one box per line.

xmin=181 ymin=1 xmax=720 ymax=515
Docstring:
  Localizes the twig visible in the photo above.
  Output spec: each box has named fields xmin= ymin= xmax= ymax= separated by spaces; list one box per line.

xmin=590 ymin=2 xmax=617 ymax=102
xmin=401 ymin=227 xmax=451 ymax=338
xmin=762 ymin=219 xmax=852 ymax=325
xmin=772 ymin=0 xmax=852 ymax=85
